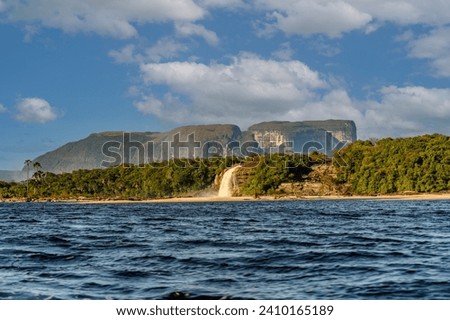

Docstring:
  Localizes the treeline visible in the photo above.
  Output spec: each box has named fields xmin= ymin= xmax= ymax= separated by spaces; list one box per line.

xmin=335 ymin=134 xmax=450 ymax=194
xmin=1 ymin=134 xmax=449 ymax=200
xmin=0 ymin=158 xmax=228 ymax=200
xmin=0 ymin=155 xmax=314 ymax=200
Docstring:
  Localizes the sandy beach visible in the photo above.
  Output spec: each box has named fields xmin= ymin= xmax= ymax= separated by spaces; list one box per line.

xmin=53 ymin=192 xmax=450 ymax=204
xmin=2 ymin=193 xmax=450 ymax=204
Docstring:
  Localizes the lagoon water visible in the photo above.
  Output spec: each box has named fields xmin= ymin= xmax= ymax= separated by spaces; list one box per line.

xmin=0 ymin=200 xmax=449 ymax=300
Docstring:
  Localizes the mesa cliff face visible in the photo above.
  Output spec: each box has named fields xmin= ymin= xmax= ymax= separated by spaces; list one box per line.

xmin=27 ymin=120 xmax=357 ymax=174
xmin=248 ymin=120 xmax=357 ymax=156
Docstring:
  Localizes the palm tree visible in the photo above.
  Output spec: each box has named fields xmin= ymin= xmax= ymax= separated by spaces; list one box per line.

xmin=33 ymin=162 xmax=41 ymax=172
xmin=24 ymin=159 xmax=32 ymax=198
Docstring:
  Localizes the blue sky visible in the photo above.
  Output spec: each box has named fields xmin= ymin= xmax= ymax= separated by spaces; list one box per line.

xmin=1 ymin=0 xmax=450 ymax=170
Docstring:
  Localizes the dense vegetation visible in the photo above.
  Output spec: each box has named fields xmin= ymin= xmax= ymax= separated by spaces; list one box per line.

xmin=0 ymin=155 xmax=313 ymax=200
xmin=0 ymin=158 xmax=225 ymax=200
xmin=335 ymin=134 xmax=450 ymax=194
xmin=241 ymin=153 xmax=322 ymax=195
xmin=1 ymin=134 xmax=449 ymax=200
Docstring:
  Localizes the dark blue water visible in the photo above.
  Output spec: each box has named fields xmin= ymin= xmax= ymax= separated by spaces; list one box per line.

xmin=0 ymin=200 xmax=449 ymax=300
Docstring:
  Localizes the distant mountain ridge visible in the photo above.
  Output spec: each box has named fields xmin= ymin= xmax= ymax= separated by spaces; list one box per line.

xmin=9 ymin=120 xmax=356 ymax=176
xmin=0 ymin=170 xmax=25 ymax=183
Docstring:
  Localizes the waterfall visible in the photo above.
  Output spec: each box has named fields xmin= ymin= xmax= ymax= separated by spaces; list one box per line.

xmin=218 ymin=166 xmax=240 ymax=197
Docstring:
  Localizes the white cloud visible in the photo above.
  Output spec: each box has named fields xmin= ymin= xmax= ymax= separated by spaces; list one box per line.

xmin=0 ymin=103 xmax=6 ymax=113
xmin=135 ymin=95 xmax=164 ymax=117
xmin=407 ymin=27 xmax=450 ymax=77
xmin=4 ymin=0 xmax=450 ymax=41
xmin=175 ymin=22 xmax=219 ymax=46
xmin=4 ymin=0 xmax=205 ymax=38
xmin=197 ymin=0 xmax=248 ymax=8
xmin=135 ymin=93 xmax=189 ymax=123
xmin=255 ymin=0 xmax=450 ymax=37
xmin=285 ymin=85 xmax=450 ymax=139
xmin=15 ymin=98 xmax=58 ymax=123
xmin=133 ymin=54 xmax=450 ymax=138
xmin=349 ymin=0 xmax=450 ymax=26
xmin=361 ymin=86 xmax=450 ymax=138
xmin=137 ymin=54 xmax=329 ymax=126
xmin=258 ymin=0 xmax=372 ymax=38
xmin=288 ymin=89 xmax=363 ymax=122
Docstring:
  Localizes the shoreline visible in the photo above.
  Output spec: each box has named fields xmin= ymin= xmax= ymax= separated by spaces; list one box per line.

xmin=2 ymin=192 xmax=450 ymax=204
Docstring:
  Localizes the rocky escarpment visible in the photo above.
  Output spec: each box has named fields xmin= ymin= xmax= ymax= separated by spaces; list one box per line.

xmin=31 ymin=124 xmax=244 ymax=174
xmin=248 ymin=120 xmax=357 ymax=156
xmin=25 ymin=120 xmax=357 ymax=174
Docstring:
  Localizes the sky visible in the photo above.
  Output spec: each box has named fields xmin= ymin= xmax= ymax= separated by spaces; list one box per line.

xmin=1 ymin=0 xmax=450 ymax=170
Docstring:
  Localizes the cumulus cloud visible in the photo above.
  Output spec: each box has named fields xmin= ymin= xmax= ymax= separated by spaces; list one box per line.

xmin=350 ymin=0 xmax=450 ymax=26
xmin=287 ymin=89 xmax=363 ymax=122
xmin=175 ymin=22 xmax=219 ymax=46
xmin=4 ymin=0 xmax=450 ymax=40
xmin=260 ymin=0 xmax=372 ymax=38
xmin=4 ymin=0 xmax=205 ymax=38
xmin=361 ymin=86 xmax=450 ymax=138
xmin=138 ymin=54 xmax=326 ymax=123
xmin=132 ymin=53 xmax=450 ymax=138
xmin=0 ymin=103 xmax=6 ymax=113
xmin=407 ymin=27 xmax=450 ymax=77
xmin=255 ymin=0 xmax=450 ymax=37
xmin=15 ymin=98 xmax=58 ymax=123
xmin=135 ymin=95 xmax=164 ymax=117
xmin=135 ymin=54 xmax=338 ymax=126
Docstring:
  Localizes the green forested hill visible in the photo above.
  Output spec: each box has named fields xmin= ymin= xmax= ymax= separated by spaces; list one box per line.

xmin=335 ymin=134 xmax=450 ymax=194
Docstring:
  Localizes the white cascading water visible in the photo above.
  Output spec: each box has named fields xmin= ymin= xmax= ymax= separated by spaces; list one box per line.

xmin=218 ymin=166 xmax=240 ymax=197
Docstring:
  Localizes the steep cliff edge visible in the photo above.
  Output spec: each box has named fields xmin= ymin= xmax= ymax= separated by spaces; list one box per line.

xmin=248 ymin=120 xmax=357 ymax=155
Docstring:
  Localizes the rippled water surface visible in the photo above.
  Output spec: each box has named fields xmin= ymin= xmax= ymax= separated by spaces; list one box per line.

xmin=1 ymin=200 xmax=449 ymax=299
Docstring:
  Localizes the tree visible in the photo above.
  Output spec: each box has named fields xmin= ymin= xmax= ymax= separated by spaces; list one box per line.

xmin=24 ymin=159 xmax=33 ymax=198
xmin=33 ymin=162 xmax=42 ymax=172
